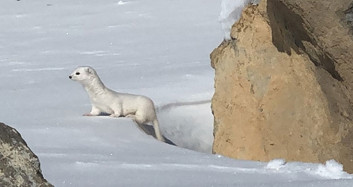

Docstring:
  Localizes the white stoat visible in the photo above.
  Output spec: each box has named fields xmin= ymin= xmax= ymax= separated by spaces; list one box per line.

xmin=69 ymin=66 xmax=164 ymax=142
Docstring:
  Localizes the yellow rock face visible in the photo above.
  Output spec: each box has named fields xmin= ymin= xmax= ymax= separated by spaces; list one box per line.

xmin=211 ymin=0 xmax=353 ymax=173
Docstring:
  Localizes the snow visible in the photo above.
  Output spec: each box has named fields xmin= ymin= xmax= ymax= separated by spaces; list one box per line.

xmin=0 ymin=0 xmax=353 ymax=186
xmin=315 ymin=160 xmax=353 ymax=180
xmin=266 ymin=159 xmax=286 ymax=170
xmin=220 ymin=0 xmax=260 ymax=40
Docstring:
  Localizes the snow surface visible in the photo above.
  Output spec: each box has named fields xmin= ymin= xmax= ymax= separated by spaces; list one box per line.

xmin=1 ymin=0 xmax=353 ymax=186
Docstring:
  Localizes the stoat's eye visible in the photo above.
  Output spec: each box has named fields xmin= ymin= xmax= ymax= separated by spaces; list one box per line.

xmin=75 ymin=72 xmax=80 ymax=75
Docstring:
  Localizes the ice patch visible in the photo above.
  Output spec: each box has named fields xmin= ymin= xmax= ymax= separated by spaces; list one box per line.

xmin=12 ymin=67 xmax=65 ymax=72
xmin=0 ymin=60 xmax=26 ymax=65
xmin=79 ymin=51 xmax=120 ymax=57
xmin=75 ymin=161 xmax=99 ymax=167
xmin=266 ymin=159 xmax=286 ymax=170
xmin=117 ymin=1 xmax=128 ymax=5
xmin=107 ymin=25 xmax=127 ymax=29
xmin=120 ymin=163 xmax=153 ymax=169
xmin=15 ymin=14 xmax=27 ymax=18
xmin=38 ymin=153 xmax=67 ymax=158
xmin=315 ymin=160 xmax=353 ymax=179
xmin=32 ymin=26 xmax=43 ymax=30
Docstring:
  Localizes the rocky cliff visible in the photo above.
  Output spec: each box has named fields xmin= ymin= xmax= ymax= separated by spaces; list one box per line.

xmin=211 ymin=0 xmax=353 ymax=172
xmin=0 ymin=122 xmax=53 ymax=187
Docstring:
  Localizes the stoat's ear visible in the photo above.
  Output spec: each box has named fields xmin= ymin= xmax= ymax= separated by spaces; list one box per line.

xmin=85 ymin=67 xmax=93 ymax=74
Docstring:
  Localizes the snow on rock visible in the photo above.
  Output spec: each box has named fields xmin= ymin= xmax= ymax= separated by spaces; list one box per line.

xmin=315 ymin=160 xmax=353 ymax=180
xmin=220 ymin=0 xmax=258 ymax=40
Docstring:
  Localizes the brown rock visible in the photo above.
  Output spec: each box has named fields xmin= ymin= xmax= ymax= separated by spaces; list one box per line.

xmin=211 ymin=0 xmax=353 ymax=172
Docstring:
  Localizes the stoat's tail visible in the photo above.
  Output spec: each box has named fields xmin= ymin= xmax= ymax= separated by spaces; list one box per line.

xmin=153 ymin=119 xmax=165 ymax=142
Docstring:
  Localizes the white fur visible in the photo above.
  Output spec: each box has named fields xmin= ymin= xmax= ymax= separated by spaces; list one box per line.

xmin=69 ymin=66 xmax=164 ymax=142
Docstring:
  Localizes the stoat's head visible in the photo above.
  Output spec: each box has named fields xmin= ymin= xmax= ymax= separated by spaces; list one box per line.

xmin=69 ymin=66 xmax=98 ymax=84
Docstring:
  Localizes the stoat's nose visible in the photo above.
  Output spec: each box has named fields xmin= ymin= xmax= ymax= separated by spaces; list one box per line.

xmin=69 ymin=75 xmax=72 ymax=79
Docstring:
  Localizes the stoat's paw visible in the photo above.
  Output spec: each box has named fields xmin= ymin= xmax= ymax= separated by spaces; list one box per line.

xmin=109 ymin=114 xmax=120 ymax=118
xmin=125 ymin=114 xmax=135 ymax=118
